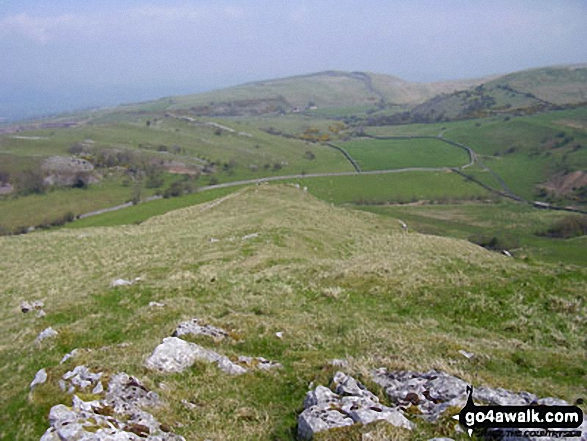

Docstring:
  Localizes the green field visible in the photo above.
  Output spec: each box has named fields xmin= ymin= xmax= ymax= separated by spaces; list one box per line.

xmin=339 ymin=138 xmax=470 ymax=171
xmin=358 ymin=201 xmax=587 ymax=266
xmin=66 ymin=185 xmax=243 ymax=228
xmin=285 ymin=170 xmax=490 ymax=204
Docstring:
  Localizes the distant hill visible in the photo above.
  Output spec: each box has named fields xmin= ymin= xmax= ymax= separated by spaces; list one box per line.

xmin=129 ymin=71 xmax=490 ymax=117
xmin=383 ymin=65 xmax=587 ymax=124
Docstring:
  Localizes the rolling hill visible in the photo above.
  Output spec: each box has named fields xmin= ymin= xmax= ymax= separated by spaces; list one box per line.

xmin=1 ymin=185 xmax=585 ymax=440
xmin=116 ymin=70 xmax=491 ymax=117
xmin=397 ymin=65 xmax=587 ymax=123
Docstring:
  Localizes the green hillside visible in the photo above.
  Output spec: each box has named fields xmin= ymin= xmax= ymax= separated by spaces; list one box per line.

xmin=1 ymin=186 xmax=585 ymax=440
xmin=116 ymin=71 xmax=489 ymax=117
xmin=366 ymin=65 xmax=587 ymax=124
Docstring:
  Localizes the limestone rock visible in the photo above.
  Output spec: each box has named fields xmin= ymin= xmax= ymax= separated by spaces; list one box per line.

xmin=172 ymin=318 xmax=228 ymax=340
xmin=298 ymin=406 xmax=354 ymax=440
xmin=298 ymin=372 xmax=413 ymax=439
xmin=41 ymin=372 xmax=184 ymax=441
xmin=371 ymin=369 xmax=585 ymax=440
xmin=146 ymin=336 xmax=281 ymax=375
xmin=21 ymin=300 xmax=44 ymax=313
xmin=36 ymin=327 xmax=58 ymax=343
xmin=30 ymin=368 xmax=48 ymax=389
xmin=61 ymin=365 xmax=103 ymax=394
xmin=111 ymin=277 xmax=141 ymax=287
xmin=60 ymin=348 xmax=80 ymax=364
xmin=145 ymin=337 xmax=222 ymax=373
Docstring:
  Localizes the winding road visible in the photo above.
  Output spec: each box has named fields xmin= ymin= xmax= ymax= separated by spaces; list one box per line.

xmin=76 ymin=134 xmax=533 ymax=220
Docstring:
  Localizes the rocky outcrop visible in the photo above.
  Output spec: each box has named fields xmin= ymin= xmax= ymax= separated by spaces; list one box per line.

xmin=60 ymin=365 xmax=104 ymax=395
xmin=372 ymin=369 xmax=587 ymax=441
xmin=30 ymin=369 xmax=48 ymax=389
xmin=298 ymin=369 xmax=586 ymax=440
xmin=36 ymin=327 xmax=58 ymax=343
xmin=40 ymin=370 xmax=184 ymax=441
xmin=172 ymin=318 xmax=229 ymax=340
xmin=144 ymin=336 xmax=281 ymax=375
xmin=372 ymin=369 xmax=569 ymax=421
xmin=297 ymin=372 xmax=413 ymax=440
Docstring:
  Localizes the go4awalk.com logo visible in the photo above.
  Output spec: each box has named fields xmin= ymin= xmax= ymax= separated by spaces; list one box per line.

xmin=453 ymin=386 xmax=584 ymax=438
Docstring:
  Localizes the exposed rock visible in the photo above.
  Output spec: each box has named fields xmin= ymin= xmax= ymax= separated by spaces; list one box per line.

xmin=36 ymin=327 xmax=58 ymax=343
xmin=242 ymin=232 xmax=259 ymax=240
xmin=41 ymin=372 xmax=184 ymax=441
xmin=61 ymin=365 xmax=103 ymax=394
xmin=329 ymin=359 xmax=349 ymax=368
xmin=458 ymin=349 xmax=475 ymax=359
xmin=111 ymin=277 xmax=142 ymax=287
xmin=146 ymin=336 xmax=281 ymax=375
xmin=30 ymin=368 xmax=48 ymax=389
xmin=60 ymin=348 xmax=80 ymax=364
xmin=372 ymin=369 xmax=586 ymax=441
xmin=473 ymin=386 xmax=532 ymax=406
xmin=333 ymin=371 xmax=378 ymax=401
xmin=298 ymin=406 xmax=354 ymax=440
xmin=145 ymin=337 xmax=224 ymax=373
xmin=217 ymin=356 xmax=248 ymax=375
xmin=172 ymin=318 xmax=228 ymax=340
xmin=372 ymin=369 xmax=469 ymax=422
xmin=298 ymin=372 xmax=413 ymax=439
xmin=21 ymin=300 xmax=44 ymax=313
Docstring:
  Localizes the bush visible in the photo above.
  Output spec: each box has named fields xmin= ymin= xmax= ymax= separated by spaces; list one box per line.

xmin=468 ymin=232 xmax=520 ymax=251
xmin=14 ymin=169 xmax=46 ymax=195
xmin=537 ymin=216 xmax=587 ymax=239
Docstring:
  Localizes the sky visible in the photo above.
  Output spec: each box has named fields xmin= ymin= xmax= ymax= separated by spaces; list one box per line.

xmin=1 ymin=0 xmax=586 ymax=120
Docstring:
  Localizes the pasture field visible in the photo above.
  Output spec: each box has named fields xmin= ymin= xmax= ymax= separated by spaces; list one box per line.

xmin=285 ymin=170 xmax=490 ymax=205
xmin=364 ymin=108 xmax=587 ymax=202
xmin=1 ymin=186 xmax=585 ymax=440
xmin=0 ymin=177 xmax=140 ymax=231
xmin=338 ymin=138 xmax=470 ymax=171
xmin=0 ymin=117 xmax=354 ymax=178
xmin=66 ymin=185 xmax=243 ymax=228
xmin=358 ymin=201 xmax=587 ymax=266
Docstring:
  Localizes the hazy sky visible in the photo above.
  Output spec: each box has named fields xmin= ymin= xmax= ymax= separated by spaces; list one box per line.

xmin=1 ymin=0 xmax=586 ymax=119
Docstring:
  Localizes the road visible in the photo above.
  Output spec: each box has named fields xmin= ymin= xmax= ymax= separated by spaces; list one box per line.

xmin=75 ymin=135 xmax=527 ymax=220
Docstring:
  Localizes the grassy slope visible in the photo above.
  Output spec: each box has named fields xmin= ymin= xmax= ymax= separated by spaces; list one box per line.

xmin=485 ymin=65 xmax=587 ymax=105
xmin=365 ymin=108 xmax=587 ymax=201
xmin=2 ymin=185 xmax=584 ymax=440
xmin=358 ymin=201 xmax=587 ymax=266
xmin=406 ymin=66 xmax=587 ymax=121
xmin=129 ymin=71 xmax=488 ymax=112
xmin=0 ymin=116 xmax=354 ymax=230
xmin=66 ymin=185 xmax=244 ymax=228
xmin=339 ymin=138 xmax=470 ymax=171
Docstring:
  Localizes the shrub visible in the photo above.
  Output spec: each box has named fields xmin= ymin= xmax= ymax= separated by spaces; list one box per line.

xmin=537 ymin=216 xmax=587 ymax=239
xmin=14 ymin=169 xmax=46 ymax=195
xmin=468 ymin=232 xmax=520 ymax=251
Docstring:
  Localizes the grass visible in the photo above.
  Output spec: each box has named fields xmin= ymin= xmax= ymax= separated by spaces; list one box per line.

xmin=1 ymin=186 xmax=585 ymax=440
xmin=284 ymin=170 xmax=490 ymax=205
xmin=364 ymin=108 xmax=587 ymax=202
xmin=0 ymin=177 xmax=141 ymax=231
xmin=339 ymin=138 xmax=470 ymax=171
xmin=356 ymin=201 xmax=587 ymax=266
xmin=67 ymin=185 xmax=244 ymax=228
